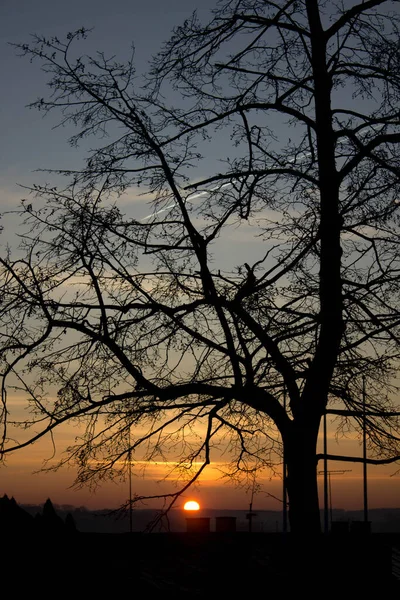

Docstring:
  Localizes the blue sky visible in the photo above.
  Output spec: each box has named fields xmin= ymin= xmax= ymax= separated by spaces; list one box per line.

xmin=1 ymin=0 xmax=218 ymax=207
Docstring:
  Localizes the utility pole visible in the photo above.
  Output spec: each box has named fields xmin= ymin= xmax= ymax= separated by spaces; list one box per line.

xmin=362 ymin=376 xmax=368 ymax=525
xmin=128 ymin=427 xmax=133 ymax=534
xmin=323 ymin=411 xmax=329 ymax=534
xmin=318 ymin=469 xmax=352 ymax=529
xmin=246 ymin=476 xmax=258 ymax=532
xmin=282 ymin=388 xmax=288 ymax=534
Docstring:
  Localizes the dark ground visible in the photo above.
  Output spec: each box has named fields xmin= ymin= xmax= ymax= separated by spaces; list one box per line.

xmin=4 ymin=532 xmax=400 ymax=595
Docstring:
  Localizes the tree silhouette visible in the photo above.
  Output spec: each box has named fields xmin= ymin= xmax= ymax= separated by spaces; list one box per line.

xmin=0 ymin=494 xmax=34 ymax=533
xmin=38 ymin=498 xmax=66 ymax=532
xmin=65 ymin=512 xmax=77 ymax=533
xmin=1 ymin=0 xmax=400 ymax=533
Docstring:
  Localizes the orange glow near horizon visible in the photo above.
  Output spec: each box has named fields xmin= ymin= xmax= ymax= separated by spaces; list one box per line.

xmin=183 ymin=500 xmax=200 ymax=511
xmin=2 ymin=411 xmax=400 ymax=512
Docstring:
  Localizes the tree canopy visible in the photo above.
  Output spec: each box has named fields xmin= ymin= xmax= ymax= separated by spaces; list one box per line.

xmin=1 ymin=0 xmax=400 ymax=532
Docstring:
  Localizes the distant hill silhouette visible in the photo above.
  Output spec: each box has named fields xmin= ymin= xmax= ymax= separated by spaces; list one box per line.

xmin=2 ymin=494 xmax=400 ymax=534
xmin=15 ymin=503 xmax=400 ymax=534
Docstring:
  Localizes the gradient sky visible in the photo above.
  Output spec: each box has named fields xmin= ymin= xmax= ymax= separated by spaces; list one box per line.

xmin=1 ymin=0 xmax=399 ymax=511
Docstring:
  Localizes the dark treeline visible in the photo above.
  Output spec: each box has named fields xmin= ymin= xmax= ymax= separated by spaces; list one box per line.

xmin=0 ymin=494 xmax=76 ymax=534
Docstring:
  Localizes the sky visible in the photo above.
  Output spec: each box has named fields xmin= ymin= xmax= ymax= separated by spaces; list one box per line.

xmin=1 ymin=0 xmax=400 ymax=513
xmin=1 ymin=0 xmax=217 ymax=198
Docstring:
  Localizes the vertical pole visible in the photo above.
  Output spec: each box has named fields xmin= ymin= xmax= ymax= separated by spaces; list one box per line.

xmin=128 ymin=428 xmax=133 ymax=534
xmin=249 ymin=474 xmax=256 ymax=533
xmin=282 ymin=388 xmax=288 ymax=534
xmin=323 ymin=411 xmax=329 ymax=533
xmin=329 ymin=472 xmax=333 ymax=527
xmin=362 ymin=376 xmax=368 ymax=525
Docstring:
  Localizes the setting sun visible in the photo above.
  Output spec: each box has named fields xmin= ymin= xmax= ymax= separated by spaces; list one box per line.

xmin=183 ymin=500 xmax=200 ymax=511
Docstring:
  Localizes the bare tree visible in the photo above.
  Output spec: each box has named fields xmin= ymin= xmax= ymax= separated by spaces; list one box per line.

xmin=1 ymin=0 xmax=400 ymax=533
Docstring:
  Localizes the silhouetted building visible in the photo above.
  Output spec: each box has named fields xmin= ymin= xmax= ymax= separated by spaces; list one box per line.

xmin=331 ymin=521 xmax=349 ymax=534
xmin=350 ymin=520 xmax=371 ymax=534
xmin=186 ymin=517 xmax=210 ymax=533
xmin=215 ymin=516 xmax=237 ymax=532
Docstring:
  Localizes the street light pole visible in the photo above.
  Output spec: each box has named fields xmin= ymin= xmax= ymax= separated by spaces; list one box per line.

xmin=128 ymin=427 xmax=133 ymax=534
xmin=318 ymin=469 xmax=352 ymax=529
xmin=323 ymin=411 xmax=329 ymax=534
xmin=283 ymin=388 xmax=288 ymax=534
xmin=362 ymin=376 xmax=368 ymax=525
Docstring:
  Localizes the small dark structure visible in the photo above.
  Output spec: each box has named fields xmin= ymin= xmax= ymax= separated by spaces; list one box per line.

xmin=215 ymin=516 xmax=237 ymax=532
xmin=186 ymin=517 xmax=210 ymax=533
xmin=246 ymin=510 xmax=258 ymax=532
xmin=351 ymin=520 xmax=371 ymax=534
xmin=330 ymin=521 xmax=349 ymax=534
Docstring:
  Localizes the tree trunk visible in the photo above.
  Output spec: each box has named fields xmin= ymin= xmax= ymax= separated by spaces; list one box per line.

xmin=285 ymin=422 xmax=321 ymax=535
